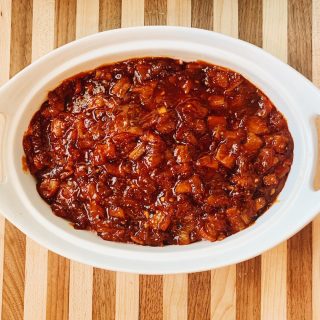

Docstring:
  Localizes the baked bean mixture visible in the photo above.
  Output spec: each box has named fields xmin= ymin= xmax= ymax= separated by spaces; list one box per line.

xmin=23 ymin=58 xmax=293 ymax=245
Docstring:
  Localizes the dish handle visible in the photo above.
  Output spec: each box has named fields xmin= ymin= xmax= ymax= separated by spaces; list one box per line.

xmin=314 ymin=115 xmax=320 ymax=191
xmin=0 ymin=111 xmax=8 ymax=184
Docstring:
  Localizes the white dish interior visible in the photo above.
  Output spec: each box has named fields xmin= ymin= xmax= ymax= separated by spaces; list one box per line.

xmin=0 ymin=27 xmax=319 ymax=274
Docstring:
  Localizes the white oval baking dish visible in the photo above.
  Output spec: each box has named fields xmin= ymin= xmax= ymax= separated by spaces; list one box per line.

xmin=0 ymin=26 xmax=319 ymax=274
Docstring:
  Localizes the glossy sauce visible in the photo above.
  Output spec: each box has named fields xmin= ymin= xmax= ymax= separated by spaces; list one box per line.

xmin=23 ymin=58 xmax=294 ymax=246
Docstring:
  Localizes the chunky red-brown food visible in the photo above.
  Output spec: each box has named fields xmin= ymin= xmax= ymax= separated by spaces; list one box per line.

xmin=23 ymin=58 xmax=293 ymax=246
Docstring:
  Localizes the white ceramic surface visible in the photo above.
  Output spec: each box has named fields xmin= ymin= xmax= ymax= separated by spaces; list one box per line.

xmin=0 ymin=26 xmax=319 ymax=274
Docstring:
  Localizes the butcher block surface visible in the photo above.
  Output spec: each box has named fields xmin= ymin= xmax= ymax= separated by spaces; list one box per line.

xmin=0 ymin=0 xmax=319 ymax=319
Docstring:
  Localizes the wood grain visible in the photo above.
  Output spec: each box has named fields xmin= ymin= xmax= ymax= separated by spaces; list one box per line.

xmin=288 ymin=0 xmax=312 ymax=79
xmin=139 ymin=275 xmax=163 ymax=320
xmin=23 ymin=2 xmax=55 ymax=319
xmin=99 ymin=0 xmax=121 ymax=31
xmin=46 ymin=253 xmax=69 ymax=320
xmin=55 ymin=0 xmax=76 ymax=48
xmin=213 ymin=0 xmax=238 ymax=38
xmin=288 ymin=1 xmax=313 ymax=320
xmin=211 ymin=3 xmax=237 ymax=319
xmin=92 ymin=269 xmax=116 ymax=320
xmin=1 ymin=1 xmax=320 ymax=319
xmin=239 ymin=0 xmax=262 ymax=47
xmin=121 ymin=0 xmax=144 ymax=27
xmin=163 ymin=274 xmax=188 ymax=320
xmin=167 ymin=0 xmax=191 ymax=26
xmin=76 ymin=0 xmax=99 ymax=38
xmin=115 ymin=272 xmax=139 ymax=320
xmin=2 ymin=223 xmax=26 ymax=320
xmin=211 ymin=267 xmax=236 ymax=320
xmin=191 ymin=0 xmax=212 ymax=30
xmin=261 ymin=1 xmax=288 ymax=320
xmin=0 ymin=0 xmax=11 ymax=85
xmin=188 ymin=272 xmax=211 ymax=320
xmin=145 ymin=0 xmax=167 ymax=25
xmin=0 ymin=2 xmax=11 ymax=319
xmin=68 ymin=263 xmax=93 ymax=320
xmin=237 ymin=1 xmax=262 ymax=319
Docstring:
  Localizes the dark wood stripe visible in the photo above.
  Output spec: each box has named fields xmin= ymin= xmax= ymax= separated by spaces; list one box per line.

xmin=188 ymin=5 xmax=212 ymax=320
xmin=2 ymin=0 xmax=32 ymax=318
xmin=9 ymin=0 xmax=32 ymax=78
xmin=188 ymin=271 xmax=211 ymax=320
xmin=287 ymin=7 xmax=312 ymax=315
xmin=99 ymin=0 xmax=121 ymax=31
xmin=55 ymin=0 xmax=76 ymax=48
xmin=2 ymin=223 xmax=27 ymax=320
xmin=191 ymin=0 xmax=213 ymax=30
xmin=288 ymin=1 xmax=312 ymax=318
xmin=92 ymin=269 xmax=116 ymax=320
xmin=93 ymin=3 xmax=121 ymax=320
xmin=139 ymin=275 xmax=163 ymax=320
xmin=46 ymin=252 xmax=70 ymax=320
xmin=236 ymin=258 xmax=261 ymax=320
xmin=237 ymin=1 xmax=262 ymax=319
xmin=288 ymin=0 xmax=312 ymax=79
xmin=238 ymin=0 xmax=262 ymax=47
xmin=144 ymin=0 xmax=167 ymax=25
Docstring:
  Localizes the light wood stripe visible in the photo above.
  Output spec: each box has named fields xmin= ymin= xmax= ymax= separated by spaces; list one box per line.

xmin=68 ymin=263 xmax=93 ymax=320
xmin=99 ymin=0 xmax=121 ymax=31
xmin=261 ymin=1 xmax=288 ymax=320
xmin=167 ymin=0 xmax=191 ymax=26
xmin=312 ymin=2 xmax=320 ymax=319
xmin=211 ymin=2 xmax=237 ymax=319
xmin=0 ymin=0 xmax=11 ymax=85
xmin=288 ymin=1 xmax=313 ymax=319
xmin=121 ymin=0 xmax=144 ymax=27
xmin=163 ymin=274 xmax=188 ymax=320
xmin=68 ymin=2 xmax=99 ymax=318
xmin=115 ymin=273 xmax=139 ymax=320
xmin=23 ymin=1 xmax=55 ymax=319
xmin=213 ymin=0 xmax=238 ymax=38
xmin=76 ymin=0 xmax=99 ymax=38
xmin=211 ymin=267 xmax=236 ymax=320
xmin=0 ymin=2 xmax=11 ymax=319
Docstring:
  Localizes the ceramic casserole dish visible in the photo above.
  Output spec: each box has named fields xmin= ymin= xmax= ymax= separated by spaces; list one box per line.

xmin=0 ymin=26 xmax=319 ymax=274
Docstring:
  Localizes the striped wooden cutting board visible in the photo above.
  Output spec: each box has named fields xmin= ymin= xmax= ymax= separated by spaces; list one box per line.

xmin=0 ymin=0 xmax=319 ymax=319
